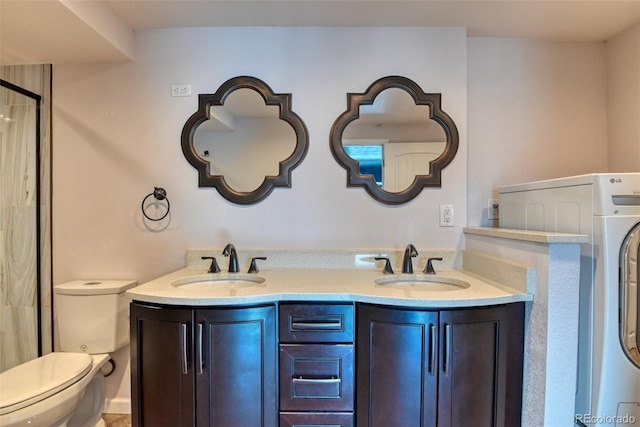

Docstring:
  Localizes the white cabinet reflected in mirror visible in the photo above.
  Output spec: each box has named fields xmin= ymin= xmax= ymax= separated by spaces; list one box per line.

xmin=344 ymin=139 xmax=447 ymax=192
xmin=182 ymin=76 xmax=308 ymax=204
xmin=331 ymin=76 xmax=459 ymax=205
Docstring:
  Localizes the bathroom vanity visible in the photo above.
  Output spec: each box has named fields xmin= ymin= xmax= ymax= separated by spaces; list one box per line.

xmin=128 ymin=250 xmax=531 ymax=427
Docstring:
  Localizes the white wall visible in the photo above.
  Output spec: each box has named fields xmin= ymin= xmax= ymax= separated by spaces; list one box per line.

xmin=52 ymin=27 xmax=468 ymax=407
xmin=53 ymin=26 xmax=468 ymax=281
xmin=467 ymin=38 xmax=608 ymax=227
xmin=606 ymin=23 xmax=640 ymax=172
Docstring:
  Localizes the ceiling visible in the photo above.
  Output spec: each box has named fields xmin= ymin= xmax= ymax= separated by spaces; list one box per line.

xmin=1 ymin=0 xmax=639 ymax=65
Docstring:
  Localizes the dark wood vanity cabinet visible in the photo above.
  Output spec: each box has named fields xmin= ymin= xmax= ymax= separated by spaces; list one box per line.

xmin=130 ymin=302 xmax=277 ymax=427
xmin=279 ymin=303 xmax=355 ymax=427
xmin=356 ymin=303 xmax=525 ymax=427
xmin=131 ymin=300 xmax=523 ymax=427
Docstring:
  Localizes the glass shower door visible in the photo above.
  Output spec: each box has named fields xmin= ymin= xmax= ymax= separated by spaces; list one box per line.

xmin=0 ymin=80 xmax=41 ymax=372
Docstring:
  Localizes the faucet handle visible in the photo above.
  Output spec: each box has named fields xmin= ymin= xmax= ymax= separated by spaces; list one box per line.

xmin=201 ymin=256 xmax=221 ymax=273
xmin=423 ymin=257 xmax=443 ymax=275
xmin=375 ymin=257 xmax=395 ymax=275
xmin=248 ymin=257 xmax=267 ymax=273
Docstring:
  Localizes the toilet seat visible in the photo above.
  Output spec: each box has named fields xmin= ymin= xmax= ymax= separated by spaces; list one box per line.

xmin=0 ymin=352 xmax=92 ymax=415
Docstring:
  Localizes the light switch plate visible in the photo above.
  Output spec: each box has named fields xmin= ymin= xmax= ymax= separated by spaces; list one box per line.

xmin=171 ymin=84 xmax=191 ymax=97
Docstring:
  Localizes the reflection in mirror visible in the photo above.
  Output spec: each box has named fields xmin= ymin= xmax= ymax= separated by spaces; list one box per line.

xmin=343 ymin=142 xmax=384 ymax=186
xmin=181 ymin=76 xmax=309 ymax=204
xmin=193 ymin=88 xmax=296 ymax=193
xmin=342 ymin=87 xmax=448 ymax=192
xmin=330 ymin=76 xmax=459 ymax=205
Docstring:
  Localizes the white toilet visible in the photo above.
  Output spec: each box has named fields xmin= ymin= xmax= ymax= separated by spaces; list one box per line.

xmin=0 ymin=280 xmax=136 ymax=427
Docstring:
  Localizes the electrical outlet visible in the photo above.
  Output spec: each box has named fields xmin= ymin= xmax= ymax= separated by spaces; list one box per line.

xmin=488 ymin=199 xmax=499 ymax=220
xmin=440 ymin=204 xmax=454 ymax=227
xmin=171 ymin=84 xmax=191 ymax=97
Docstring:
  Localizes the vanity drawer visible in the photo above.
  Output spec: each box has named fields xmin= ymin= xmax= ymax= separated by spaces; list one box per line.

xmin=280 ymin=412 xmax=354 ymax=427
xmin=279 ymin=303 xmax=354 ymax=343
xmin=279 ymin=344 xmax=354 ymax=411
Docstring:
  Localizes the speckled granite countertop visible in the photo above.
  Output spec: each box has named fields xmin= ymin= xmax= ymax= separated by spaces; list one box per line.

xmin=127 ymin=248 xmax=533 ymax=308
xmin=463 ymin=226 xmax=589 ymax=244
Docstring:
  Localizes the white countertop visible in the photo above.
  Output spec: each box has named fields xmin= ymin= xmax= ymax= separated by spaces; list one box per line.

xmin=126 ymin=266 xmax=532 ymax=308
xmin=464 ymin=226 xmax=589 ymax=244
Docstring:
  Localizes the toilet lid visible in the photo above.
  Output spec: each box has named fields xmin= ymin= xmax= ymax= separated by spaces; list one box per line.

xmin=0 ymin=352 xmax=92 ymax=415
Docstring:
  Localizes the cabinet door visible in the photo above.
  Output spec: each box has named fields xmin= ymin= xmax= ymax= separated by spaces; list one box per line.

xmin=357 ymin=304 xmax=439 ymax=427
xmin=438 ymin=303 xmax=524 ymax=427
xmin=130 ymin=303 xmax=195 ymax=427
xmin=195 ymin=305 xmax=277 ymax=427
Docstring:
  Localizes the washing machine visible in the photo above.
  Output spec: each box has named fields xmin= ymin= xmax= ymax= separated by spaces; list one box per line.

xmin=499 ymin=173 xmax=640 ymax=426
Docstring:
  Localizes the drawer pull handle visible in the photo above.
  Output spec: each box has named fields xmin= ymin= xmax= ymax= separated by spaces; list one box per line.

xmin=291 ymin=321 xmax=342 ymax=330
xmin=292 ymin=377 xmax=342 ymax=385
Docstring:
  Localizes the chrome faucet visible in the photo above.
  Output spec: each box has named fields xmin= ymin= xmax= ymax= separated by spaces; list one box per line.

xmin=222 ymin=243 xmax=239 ymax=273
xmin=402 ymin=244 xmax=418 ymax=274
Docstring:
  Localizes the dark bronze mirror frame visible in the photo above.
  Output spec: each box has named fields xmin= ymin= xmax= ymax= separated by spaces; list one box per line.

xmin=181 ymin=76 xmax=309 ymax=204
xmin=330 ymin=76 xmax=459 ymax=205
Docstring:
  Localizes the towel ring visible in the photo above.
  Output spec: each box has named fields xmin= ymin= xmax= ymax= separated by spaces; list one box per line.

xmin=142 ymin=187 xmax=170 ymax=221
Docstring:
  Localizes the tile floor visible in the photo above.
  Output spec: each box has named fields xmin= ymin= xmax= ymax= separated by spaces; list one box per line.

xmin=103 ymin=414 xmax=132 ymax=427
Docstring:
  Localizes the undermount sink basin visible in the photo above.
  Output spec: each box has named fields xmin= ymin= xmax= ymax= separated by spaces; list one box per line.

xmin=374 ymin=274 xmax=470 ymax=292
xmin=172 ymin=274 xmax=266 ymax=290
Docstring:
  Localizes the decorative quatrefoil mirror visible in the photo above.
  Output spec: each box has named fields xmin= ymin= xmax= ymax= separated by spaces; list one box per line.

xmin=181 ymin=76 xmax=309 ymax=204
xmin=330 ymin=76 xmax=459 ymax=205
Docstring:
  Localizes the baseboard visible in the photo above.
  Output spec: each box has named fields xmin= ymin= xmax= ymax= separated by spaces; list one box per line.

xmin=104 ymin=397 xmax=131 ymax=414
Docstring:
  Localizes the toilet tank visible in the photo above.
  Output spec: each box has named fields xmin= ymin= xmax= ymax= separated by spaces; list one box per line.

xmin=54 ymin=280 xmax=137 ymax=354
